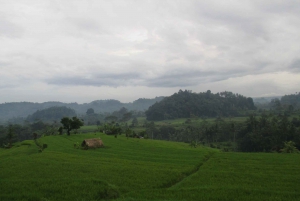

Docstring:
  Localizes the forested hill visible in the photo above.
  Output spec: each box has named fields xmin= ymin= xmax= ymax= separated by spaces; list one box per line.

xmin=145 ymin=90 xmax=256 ymax=120
xmin=0 ymin=97 xmax=164 ymax=122
xmin=26 ymin=106 xmax=76 ymax=122
xmin=280 ymin=92 xmax=300 ymax=108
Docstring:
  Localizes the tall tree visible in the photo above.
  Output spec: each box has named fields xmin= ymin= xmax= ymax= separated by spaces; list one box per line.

xmin=6 ymin=125 xmax=15 ymax=147
xmin=60 ymin=117 xmax=83 ymax=135
xmin=131 ymin=117 xmax=138 ymax=127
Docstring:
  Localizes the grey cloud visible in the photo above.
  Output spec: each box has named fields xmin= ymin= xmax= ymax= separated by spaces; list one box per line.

xmin=186 ymin=2 xmax=266 ymax=38
xmin=47 ymin=62 xmax=266 ymax=89
xmin=144 ymin=68 xmax=250 ymax=88
xmin=1 ymin=0 xmax=300 ymax=103
xmin=184 ymin=54 xmax=203 ymax=62
xmin=288 ymin=59 xmax=300 ymax=72
xmin=47 ymin=72 xmax=141 ymax=87
xmin=0 ymin=61 xmax=10 ymax=67
xmin=46 ymin=69 xmax=204 ymax=88
xmin=69 ymin=18 xmax=110 ymax=36
xmin=259 ymin=2 xmax=300 ymax=14
xmin=0 ymin=18 xmax=23 ymax=38
xmin=0 ymin=84 xmax=17 ymax=89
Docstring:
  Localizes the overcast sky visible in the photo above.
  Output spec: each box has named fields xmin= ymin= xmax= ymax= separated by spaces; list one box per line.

xmin=1 ymin=0 xmax=300 ymax=103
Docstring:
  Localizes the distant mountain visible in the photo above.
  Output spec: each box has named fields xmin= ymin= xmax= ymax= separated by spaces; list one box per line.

xmin=0 ymin=97 xmax=164 ymax=122
xmin=253 ymin=93 xmax=300 ymax=110
xmin=253 ymin=96 xmax=282 ymax=104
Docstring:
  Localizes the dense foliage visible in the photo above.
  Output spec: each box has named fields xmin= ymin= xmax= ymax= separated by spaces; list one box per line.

xmin=146 ymin=90 xmax=256 ymax=120
xmin=0 ymin=121 xmax=59 ymax=146
xmin=237 ymin=114 xmax=300 ymax=152
xmin=141 ymin=113 xmax=300 ymax=152
xmin=142 ymin=118 xmax=238 ymax=147
xmin=280 ymin=92 xmax=300 ymax=109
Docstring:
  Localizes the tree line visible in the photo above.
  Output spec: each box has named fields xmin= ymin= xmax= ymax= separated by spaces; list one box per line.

xmin=139 ymin=114 xmax=300 ymax=152
xmin=237 ymin=114 xmax=300 ymax=152
xmin=0 ymin=121 xmax=58 ymax=147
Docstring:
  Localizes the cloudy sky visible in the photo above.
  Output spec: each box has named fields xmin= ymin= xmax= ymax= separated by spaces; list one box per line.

xmin=1 ymin=0 xmax=300 ymax=103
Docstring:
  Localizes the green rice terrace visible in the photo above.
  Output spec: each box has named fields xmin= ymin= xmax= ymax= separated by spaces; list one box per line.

xmin=0 ymin=133 xmax=299 ymax=201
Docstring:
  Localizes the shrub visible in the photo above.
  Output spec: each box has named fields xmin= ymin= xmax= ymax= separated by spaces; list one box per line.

xmin=280 ymin=141 xmax=299 ymax=153
xmin=223 ymin=147 xmax=229 ymax=152
xmin=190 ymin=141 xmax=197 ymax=148
xmin=74 ymin=142 xmax=80 ymax=149
xmin=21 ymin=141 xmax=33 ymax=146
xmin=225 ymin=141 xmax=232 ymax=146
xmin=3 ymin=143 xmax=11 ymax=149
xmin=93 ymin=180 xmax=120 ymax=200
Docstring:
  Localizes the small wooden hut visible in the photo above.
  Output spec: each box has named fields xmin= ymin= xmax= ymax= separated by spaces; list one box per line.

xmin=81 ymin=138 xmax=104 ymax=148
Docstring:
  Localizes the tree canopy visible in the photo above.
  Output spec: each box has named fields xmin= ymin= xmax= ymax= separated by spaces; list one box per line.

xmin=86 ymin=108 xmax=95 ymax=115
xmin=280 ymin=92 xmax=300 ymax=109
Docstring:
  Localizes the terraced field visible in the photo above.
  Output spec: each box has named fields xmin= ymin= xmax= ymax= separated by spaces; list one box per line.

xmin=123 ymin=153 xmax=300 ymax=201
xmin=0 ymin=133 xmax=299 ymax=201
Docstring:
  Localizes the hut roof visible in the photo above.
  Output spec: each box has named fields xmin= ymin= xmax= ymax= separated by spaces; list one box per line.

xmin=82 ymin=138 xmax=104 ymax=148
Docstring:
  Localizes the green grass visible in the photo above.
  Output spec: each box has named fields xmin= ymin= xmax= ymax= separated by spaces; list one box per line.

xmin=79 ymin=125 xmax=99 ymax=133
xmin=0 ymin=133 xmax=299 ymax=201
xmin=0 ymin=133 xmax=215 ymax=201
xmin=126 ymin=116 xmax=248 ymax=134
xmin=120 ymin=153 xmax=300 ymax=201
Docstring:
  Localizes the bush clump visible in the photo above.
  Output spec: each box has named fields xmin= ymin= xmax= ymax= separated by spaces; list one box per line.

xmin=280 ymin=141 xmax=299 ymax=153
xmin=93 ymin=180 xmax=120 ymax=200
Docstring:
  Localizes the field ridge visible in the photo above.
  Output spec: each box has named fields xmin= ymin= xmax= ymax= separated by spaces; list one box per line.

xmin=165 ymin=151 xmax=216 ymax=189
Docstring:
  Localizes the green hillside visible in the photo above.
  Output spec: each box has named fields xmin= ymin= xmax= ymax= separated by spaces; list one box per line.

xmin=0 ymin=134 xmax=299 ymax=201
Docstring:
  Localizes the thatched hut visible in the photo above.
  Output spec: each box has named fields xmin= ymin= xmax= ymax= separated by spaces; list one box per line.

xmin=81 ymin=138 xmax=104 ymax=148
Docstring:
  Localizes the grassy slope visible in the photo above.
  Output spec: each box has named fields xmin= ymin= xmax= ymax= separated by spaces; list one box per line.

xmin=0 ymin=133 xmax=300 ymax=201
xmin=0 ymin=133 xmax=215 ymax=201
xmin=124 ymin=153 xmax=300 ymax=201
